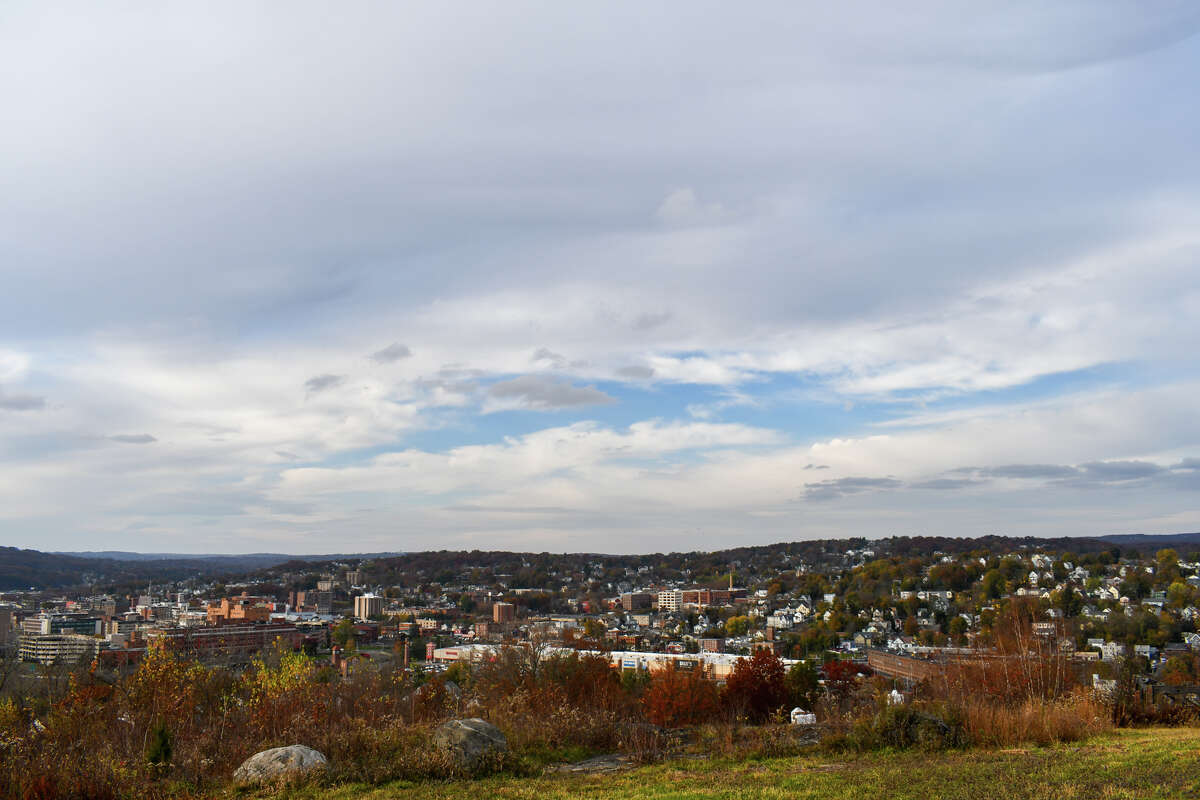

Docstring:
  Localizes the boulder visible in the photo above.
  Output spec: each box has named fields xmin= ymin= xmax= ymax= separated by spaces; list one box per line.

xmin=232 ymin=744 xmax=328 ymax=784
xmin=433 ymin=717 xmax=508 ymax=771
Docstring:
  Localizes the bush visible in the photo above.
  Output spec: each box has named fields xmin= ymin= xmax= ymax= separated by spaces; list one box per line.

xmin=855 ymin=704 xmax=967 ymax=751
xmin=145 ymin=721 xmax=173 ymax=766
xmin=723 ymin=650 xmax=789 ymax=722
xmin=642 ymin=664 xmax=720 ymax=727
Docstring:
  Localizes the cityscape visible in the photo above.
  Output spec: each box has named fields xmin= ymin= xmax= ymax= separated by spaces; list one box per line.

xmin=4 ymin=1 xmax=1200 ymax=798
xmin=8 ymin=537 xmax=1200 ymax=683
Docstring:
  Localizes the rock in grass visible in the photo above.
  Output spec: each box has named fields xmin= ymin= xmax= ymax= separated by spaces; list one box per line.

xmin=433 ymin=718 xmax=508 ymax=771
xmin=232 ymin=744 xmax=328 ymax=784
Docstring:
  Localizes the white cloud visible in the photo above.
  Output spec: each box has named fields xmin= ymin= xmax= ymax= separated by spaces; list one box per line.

xmin=2 ymin=2 xmax=1200 ymax=549
xmin=656 ymin=187 xmax=726 ymax=227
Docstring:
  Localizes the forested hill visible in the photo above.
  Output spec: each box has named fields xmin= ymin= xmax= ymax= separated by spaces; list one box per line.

xmin=7 ymin=533 xmax=1195 ymax=592
xmin=0 ymin=547 xmax=249 ymax=591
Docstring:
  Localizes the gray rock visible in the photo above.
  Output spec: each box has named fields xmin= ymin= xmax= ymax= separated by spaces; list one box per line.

xmin=433 ymin=717 xmax=507 ymax=771
xmin=549 ymin=753 xmax=634 ymax=774
xmin=232 ymin=744 xmax=328 ymax=784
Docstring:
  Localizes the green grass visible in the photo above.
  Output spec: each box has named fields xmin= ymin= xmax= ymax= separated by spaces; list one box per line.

xmin=263 ymin=728 xmax=1200 ymax=800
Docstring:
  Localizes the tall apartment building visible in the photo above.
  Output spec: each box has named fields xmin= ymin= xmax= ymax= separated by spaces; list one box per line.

xmin=620 ymin=592 xmax=653 ymax=611
xmin=315 ymin=591 xmax=333 ymax=615
xmin=0 ymin=606 xmax=12 ymax=647
xmin=354 ymin=594 xmax=384 ymax=620
xmin=492 ymin=602 xmax=515 ymax=623
xmin=657 ymin=590 xmax=683 ymax=613
xmin=344 ymin=570 xmax=364 ymax=586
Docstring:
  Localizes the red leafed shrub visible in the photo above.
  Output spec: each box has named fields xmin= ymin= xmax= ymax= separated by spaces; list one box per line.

xmin=642 ymin=664 xmax=721 ymax=727
xmin=822 ymin=659 xmax=869 ymax=707
xmin=723 ymin=650 xmax=789 ymax=722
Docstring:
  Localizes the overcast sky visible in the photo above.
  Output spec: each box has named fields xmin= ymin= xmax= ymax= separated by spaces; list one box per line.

xmin=3 ymin=2 xmax=1200 ymax=554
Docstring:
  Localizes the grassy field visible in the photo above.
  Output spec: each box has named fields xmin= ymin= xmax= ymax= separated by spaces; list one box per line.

xmin=266 ymin=727 xmax=1200 ymax=800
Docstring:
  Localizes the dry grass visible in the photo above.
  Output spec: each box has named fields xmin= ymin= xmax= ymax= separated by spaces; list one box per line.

xmin=962 ymin=691 xmax=1111 ymax=747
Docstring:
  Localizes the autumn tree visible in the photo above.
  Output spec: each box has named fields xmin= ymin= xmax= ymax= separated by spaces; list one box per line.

xmin=723 ymin=649 xmax=788 ymax=722
xmin=641 ymin=664 xmax=720 ymax=727
xmin=822 ymin=659 xmax=865 ymax=708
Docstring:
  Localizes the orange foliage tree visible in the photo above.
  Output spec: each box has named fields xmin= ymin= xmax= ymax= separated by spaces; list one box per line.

xmin=641 ymin=663 xmax=720 ymax=727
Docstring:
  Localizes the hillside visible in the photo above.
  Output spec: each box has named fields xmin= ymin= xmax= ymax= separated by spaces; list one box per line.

xmin=0 ymin=548 xmax=402 ymax=590
xmin=278 ymin=728 xmax=1200 ymax=800
xmin=11 ymin=531 xmax=1200 ymax=590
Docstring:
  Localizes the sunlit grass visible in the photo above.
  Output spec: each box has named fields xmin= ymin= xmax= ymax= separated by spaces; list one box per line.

xmin=262 ymin=727 xmax=1200 ymax=800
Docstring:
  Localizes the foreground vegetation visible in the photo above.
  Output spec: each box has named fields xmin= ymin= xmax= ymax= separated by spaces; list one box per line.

xmin=1 ymin=604 xmax=1186 ymax=799
xmin=267 ymin=727 xmax=1200 ymax=800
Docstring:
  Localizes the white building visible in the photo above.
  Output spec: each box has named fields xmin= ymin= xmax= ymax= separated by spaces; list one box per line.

xmin=657 ymin=590 xmax=683 ymax=613
xmin=353 ymin=593 xmax=384 ymax=620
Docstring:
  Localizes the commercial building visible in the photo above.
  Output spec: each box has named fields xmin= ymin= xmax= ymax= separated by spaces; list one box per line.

xmin=657 ymin=590 xmax=683 ymax=613
xmin=431 ymin=643 xmax=783 ymax=681
xmin=21 ymin=613 xmax=102 ymax=636
xmin=493 ymin=602 xmax=516 ymax=623
xmin=354 ymin=593 xmax=384 ymax=620
xmin=679 ymin=588 xmax=747 ymax=607
xmin=19 ymin=633 xmax=103 ymax=665
xmin=315 ymin=591 xmax=333 ymax=615
xmin=620 ymin=592 xmax=653 ymax=611
xmin=145 ymin=623 xmax=305 ymax=659
xmin=206 ymin=595 xmax=272 ymax=625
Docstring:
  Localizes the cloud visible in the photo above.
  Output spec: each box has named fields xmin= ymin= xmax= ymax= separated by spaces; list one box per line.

xmin=632 ymin=312 xmax=671 ymax=331
xmin=0 ymin=352 xmax=31 ymax=382
xmin=369 ymin=343 xmax=412 ymax=364
xmin=304 ymin=374 xmax=344 ymax=394
xmin=531 ymin=348 xmax=567 ymax=368
xmin=909 ymin=478 xmax=985 ymax=490
xmin=1064 ymin=460 xmax=1167 ymax=486
xmin=3 ymin=3 xmax=1200 ymax=550
xmin=0 ymin=389 xmax=45 ymax=411
xmin=445 ymin=504 xmax=577 ymax=515
xmin=485 ymin=375 xmax=616 ymax=411
xmin=109 ymin=434 xmax=157 ymax=444
xmin=977 ymin=464 xmax=1081 ymax=480
xmin=616 ymin=365 xmax=655 ymax=380
xmin=656 ymin=188 xmax=725 ymax=227
xmin=803 ymin=476 xmax=904 ymax=502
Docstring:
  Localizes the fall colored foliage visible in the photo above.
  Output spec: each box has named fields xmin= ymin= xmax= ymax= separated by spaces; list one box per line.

xmin=723 ymin=649 xmax=789 ymax=722
xmin=641 ymin=663 xmax=720 ymax=727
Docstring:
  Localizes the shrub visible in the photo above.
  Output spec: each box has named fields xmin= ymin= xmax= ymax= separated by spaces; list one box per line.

xmin=145 ymin=721 xmax=173 ymax=766
xmin=854 ymin=704 xmax=967 ymax=751
xmin=785 ymin=661 xmax=821 ymax=711
xmin=642 ymin=664 xmax=720 ymax=727
xmin=723 ymin=650 xmax=789 ymax=722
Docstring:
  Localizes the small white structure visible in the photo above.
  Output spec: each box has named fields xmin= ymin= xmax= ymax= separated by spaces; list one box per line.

xmin=790 ymin=707 xmax=817 ymax=725
xmin=888 ymin=689 xmax=904 ymax=706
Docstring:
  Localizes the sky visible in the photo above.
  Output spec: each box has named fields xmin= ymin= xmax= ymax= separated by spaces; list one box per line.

xmin=2 ymin=2 xmax=1200 ymax=554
